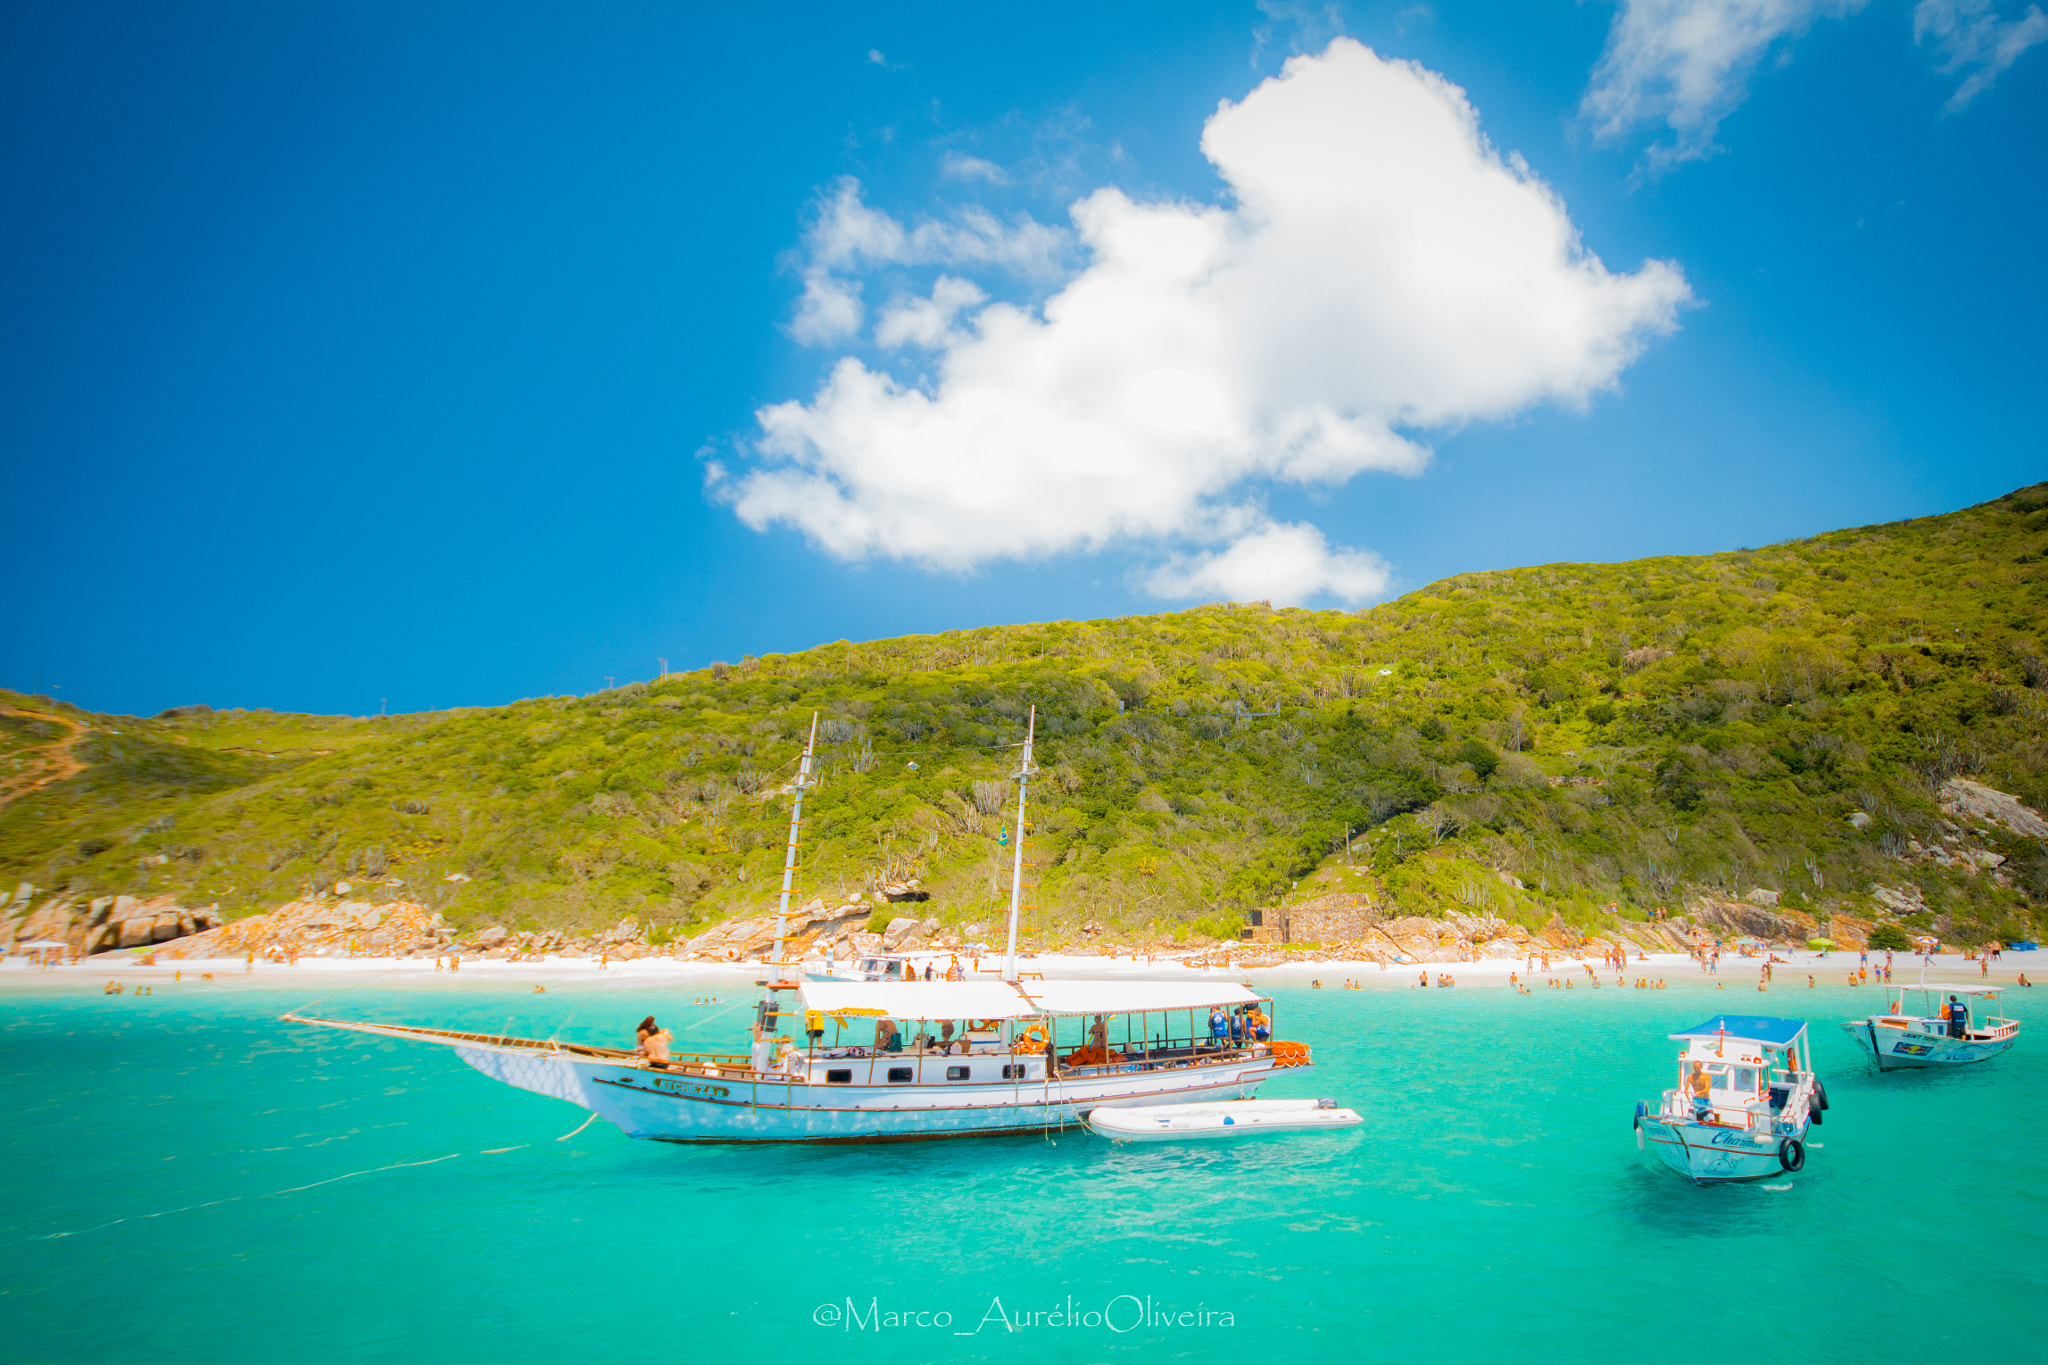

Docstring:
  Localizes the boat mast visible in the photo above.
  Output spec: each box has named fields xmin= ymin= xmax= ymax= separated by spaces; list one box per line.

xmin=1002 ymin=706 xmax=1036 ymax=983
xmin=766 ymin=712 xmax=821 ymax=990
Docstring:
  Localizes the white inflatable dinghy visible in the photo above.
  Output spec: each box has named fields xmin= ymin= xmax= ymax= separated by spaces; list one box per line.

xmin=1084 ymin=1098 xmax=1361 ymax=1141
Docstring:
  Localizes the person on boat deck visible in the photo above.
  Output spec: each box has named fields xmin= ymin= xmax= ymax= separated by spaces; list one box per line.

xmin=1688 ymin=1062 xmax=1712 ymax=1121
xmin=876 ymin=1018 xmax=902 ymax=1052
xmin=1247 ymin=1005 xmax=1271 ymax=1041
xmin=1947 ymin=994 xmax=1969 ymax=1038
xmin=638 ymin=1018 xmax=673 ymax=1070
xmin=945 ymin=955 xmax=965 ymax=981
xmin=804 ymin=1009 xmax=825 ymax=1047
xmin=1208 ymin=1007 xmax=1230 ymax=1045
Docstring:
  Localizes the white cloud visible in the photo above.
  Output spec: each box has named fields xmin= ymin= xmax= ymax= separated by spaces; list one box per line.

xmin=807 ymin=177 xmax=1066 ymax=276
xmin=1916 ymin=0 xmax=2048 ymax=109
xmin=789 ymin=270 xmax=864 ymax=345
xmin=1144 ymin=521 xmax=1392 ymax=606
xmin=732 ymin=40 xmax=1690 ymax=603
xmin=1582 ymin=1 xmax=1865 ymax=166
xmin=941 ymin=152 xmax=1011 ymax=184
xmin=785 ymin=179 xmax=1065 ymax=345
xmin=874 ymin=276 xmax=989 ymax=350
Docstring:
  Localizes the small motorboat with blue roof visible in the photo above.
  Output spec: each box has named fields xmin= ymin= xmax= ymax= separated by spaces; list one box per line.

xmin=1635 ymin=1015 xmax=1828 ymax=1184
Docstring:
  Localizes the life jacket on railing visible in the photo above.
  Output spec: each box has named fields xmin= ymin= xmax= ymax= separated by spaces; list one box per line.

xmin=1269 ymin=1040 xmax=1311 ymax=1067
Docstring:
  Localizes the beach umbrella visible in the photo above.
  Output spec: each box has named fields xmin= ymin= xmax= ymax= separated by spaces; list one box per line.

xmin=19 ymin=938 xmax=67 ymax=950
xmin=1807 ymin=937 xmax=1835 ymax=949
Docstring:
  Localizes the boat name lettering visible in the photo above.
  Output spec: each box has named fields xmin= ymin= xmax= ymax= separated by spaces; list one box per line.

xmin=812 ymin=1295 xmax=1235 ymax=1334
xmin=630 ymin=1074 xmax=730 ymax=1099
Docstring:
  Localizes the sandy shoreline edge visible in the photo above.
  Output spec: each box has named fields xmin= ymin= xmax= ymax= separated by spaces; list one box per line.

xmin=4 ymin=949 xmax=2037 ymax=992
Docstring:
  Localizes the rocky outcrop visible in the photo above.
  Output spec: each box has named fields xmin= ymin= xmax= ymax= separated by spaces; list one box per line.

xmin=157 ymin=898 xmax=448 ymax=959
xmin=1684 ymin=895 xmax=1816 ymax=943
xmin=8 ymin=894 xmax=224 ymax=956
xmin=682 ymin=897 xmax=876 ymax=962
xmin=1940 ymin=778 xmax=2048 ymax=838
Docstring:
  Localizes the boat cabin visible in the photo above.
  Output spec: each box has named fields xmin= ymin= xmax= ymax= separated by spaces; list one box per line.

xmin=1663 ymin=1015 xmax=1814 ymax=1131
xmin=763 ymin=979 xmax=1296 ymax=1089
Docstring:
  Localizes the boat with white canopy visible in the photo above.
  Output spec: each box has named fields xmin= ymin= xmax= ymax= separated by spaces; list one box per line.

xmin=1840 ymin=983 xmax=2020 ymax=1069
xmin=287 ymin=708 xmax=1317 ymax=1142
xmin=1634 ymin=1015 xmax=1828 ymax=1184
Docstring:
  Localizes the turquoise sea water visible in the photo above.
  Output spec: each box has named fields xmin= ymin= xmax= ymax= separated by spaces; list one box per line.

xmin=2 ymin=974 xmax=2042 ymax=1364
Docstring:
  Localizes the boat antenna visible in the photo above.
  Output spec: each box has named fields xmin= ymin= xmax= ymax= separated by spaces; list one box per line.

xmin=766 ymin=711 xmax=820 ymax=992
xmin=1002 ymin=706 xmax=1036 ymax=983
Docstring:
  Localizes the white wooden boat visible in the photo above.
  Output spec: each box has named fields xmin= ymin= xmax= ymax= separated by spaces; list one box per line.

xmin=1635 ymin=1015 xmax=1828 ymax=1184
xmin=1084 ymin=1097 xmax=1360 ymax=1141
xmin=288 ymin=708 xmax=1320 ymax=1143
xmin=1839 ymin=983 xmax=2020 ymax=1069
xmin=289 ymin=977 xmax=1306 ymax=1143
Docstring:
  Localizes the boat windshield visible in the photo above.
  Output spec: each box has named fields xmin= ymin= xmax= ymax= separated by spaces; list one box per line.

xmin=1686 ymin=1061 xmax=1764 ymax=1095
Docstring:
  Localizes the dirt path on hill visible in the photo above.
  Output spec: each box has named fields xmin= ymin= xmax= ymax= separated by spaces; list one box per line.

xmin=0 ymin=705 xmax=87 ymax=808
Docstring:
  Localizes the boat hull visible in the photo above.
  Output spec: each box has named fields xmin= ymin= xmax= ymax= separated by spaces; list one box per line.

xmin=455 ymin=1044 xmax=1294 ymax=1143
xmin=1638 ymin=1116 xmax=1805 ymax=1184
xmin=1839 ymin=1019 xmax=2019 ymax=1068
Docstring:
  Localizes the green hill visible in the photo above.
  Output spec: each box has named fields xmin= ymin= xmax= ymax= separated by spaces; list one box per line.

xmin=7 ymin=484 xmax=2048 ymax=951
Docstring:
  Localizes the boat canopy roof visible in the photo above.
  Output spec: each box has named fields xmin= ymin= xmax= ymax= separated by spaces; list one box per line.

xmin=1671 ymin=1015 xmax=1809 ymax=1047
xmin=794 ymin=978 xmax=1264 ymax=1021
xmin=797 ymin=980 xmax=1040 ymax=1020
xmin=1020 ymin=980 xmax=1261 ymax=1015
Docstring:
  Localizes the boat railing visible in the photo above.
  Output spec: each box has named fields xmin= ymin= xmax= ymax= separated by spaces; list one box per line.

xmin=1052 ymin=1044 xmax=1258 ymax=1078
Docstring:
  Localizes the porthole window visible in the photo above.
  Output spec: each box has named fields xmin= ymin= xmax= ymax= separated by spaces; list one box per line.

xmin=826 ymin=1069 xmax=852 ymax=1084
xmin=946 ymin=1065 xmax=970 ymax=1081
xmin=887 ymin=1066 xmax=913 ymax=1083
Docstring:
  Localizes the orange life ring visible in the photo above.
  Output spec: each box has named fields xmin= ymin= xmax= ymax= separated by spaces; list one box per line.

xmin=1013 ymin=1022 xmax=1050 ymax=1055
xmin=1269 ymin=1040 xmax=1311 ymax=1067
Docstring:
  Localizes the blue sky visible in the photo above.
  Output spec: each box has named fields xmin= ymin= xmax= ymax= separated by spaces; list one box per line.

xmin=3 ymin=1 xmax=2042 ymax=718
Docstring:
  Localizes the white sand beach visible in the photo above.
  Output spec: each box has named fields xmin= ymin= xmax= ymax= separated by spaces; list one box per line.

xmin=4 ymin=946 xmax=2039 ymax=993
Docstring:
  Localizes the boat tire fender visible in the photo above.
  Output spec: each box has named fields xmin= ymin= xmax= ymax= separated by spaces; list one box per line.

xmin=1634 ymin=1102 xmax=1646 ymax=1150
xmin=1778 ymin=1137 xmax=1805 ymax=1173
xmin=1813 ymin=1077 xmax=1829 ymax=1111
